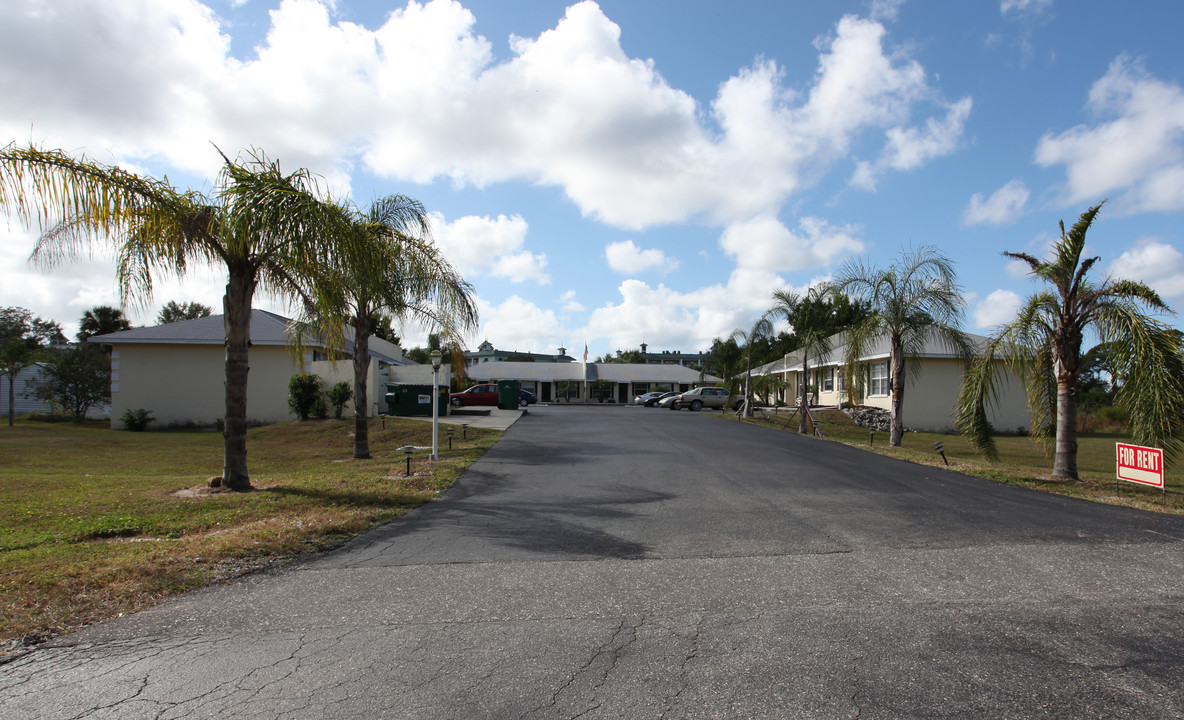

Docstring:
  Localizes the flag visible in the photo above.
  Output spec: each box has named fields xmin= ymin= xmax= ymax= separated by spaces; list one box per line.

xmin=582 ymin=343 xmax=588 ymax=363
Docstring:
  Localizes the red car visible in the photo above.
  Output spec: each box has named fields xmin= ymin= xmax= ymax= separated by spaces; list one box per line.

xmin=449 ymin=384 xmax=499 ymax=406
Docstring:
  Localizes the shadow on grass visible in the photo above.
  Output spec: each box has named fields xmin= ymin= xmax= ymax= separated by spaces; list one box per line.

xmin=260 ymin=484 xmax=433 ymax=510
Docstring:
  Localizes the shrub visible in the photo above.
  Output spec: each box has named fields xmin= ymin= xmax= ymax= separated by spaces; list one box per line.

xmin=119 ymin=408 xmax=154 ymax=431
xmin=288 ymin=373 xmax=326 ymax=421
xmin=326 ymin=380 xmax=353 ymax=420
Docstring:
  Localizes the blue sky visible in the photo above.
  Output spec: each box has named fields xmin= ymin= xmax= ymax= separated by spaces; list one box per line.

xmin=3 ymin=0 xmax=1184 ymax=358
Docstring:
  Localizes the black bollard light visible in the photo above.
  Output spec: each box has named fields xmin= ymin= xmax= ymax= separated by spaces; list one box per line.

xmin=400 ymin=445 xmax=415 ymax=476
xmin=869 ymin=430 xmax=874 ymax=446
xmin=447 ymin=426 xmax=454 ymax=450
xmin=461 ymin=423 xmax=469 ymax=440
xmin=933 ymin=441 xmax=949 ymax=466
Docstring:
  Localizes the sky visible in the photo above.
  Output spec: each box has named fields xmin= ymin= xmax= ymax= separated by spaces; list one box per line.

xmin=3 ymin=0 xmax=1184 ymax=358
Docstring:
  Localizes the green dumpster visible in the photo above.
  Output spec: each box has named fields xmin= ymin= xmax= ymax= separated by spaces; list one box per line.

xmin=384 ymin=384 xmax=448 ymax=417
xmin=497 ymin=379 xmax=522 ymax=410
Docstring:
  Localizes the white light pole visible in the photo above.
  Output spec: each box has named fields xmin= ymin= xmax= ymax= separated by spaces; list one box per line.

xmin=430 ymin=349 xmax=442 ymax=461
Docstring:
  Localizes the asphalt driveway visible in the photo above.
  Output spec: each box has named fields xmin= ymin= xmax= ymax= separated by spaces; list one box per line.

xmin=3 ymin=405 xmax=1183 ymax=719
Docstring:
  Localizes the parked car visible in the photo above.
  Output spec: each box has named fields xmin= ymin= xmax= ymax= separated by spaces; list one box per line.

xmin=634 ymin=391 xmax=676 ymax=407
xmin=670 ymin=386 xmax=730 ymax=411
xmin=449 ymin=384 xmax=499 ymax=406
xmin=656 ymin=393 xmax=680 ymax=409
xmin=646 ymin=391 xmax=679 ymax=407
xmin=519 ymin=389 xmax=537 ymax=406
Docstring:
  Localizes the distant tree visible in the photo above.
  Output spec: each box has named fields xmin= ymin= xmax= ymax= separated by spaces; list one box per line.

xmin=1 ymin=307 xmax=64 ymax=426
xmin=368 ymin=314 xmax=399 ymax=344
xmin=77 ymin=305 xmax=131 ymax=343
xmin=25 ymin=345 xmax=110 ymax=422
xmin=836 ymin=246 xmax=972 ymax=446
xmin=956 ymin=203 xmax=1184 ymax=480
xmin=405 ymin=347 xmax=429 ymax=364
xmin=1 ymin=307 xmax=65 ymax=346
xmin=706 ymin=337 xmax=743 ymax=386
xmin=157 ymin=300 xmax=213 ymax=324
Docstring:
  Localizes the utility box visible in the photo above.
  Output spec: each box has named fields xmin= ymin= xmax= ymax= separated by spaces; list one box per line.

xmin=385 ymin=384 xmax=448 ymax=417
xmin=497 ymin=379 xmax=522 ymax=410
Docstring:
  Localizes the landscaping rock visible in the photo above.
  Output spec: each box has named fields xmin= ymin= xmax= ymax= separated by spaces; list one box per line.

xmin=842 ymin=406 xmax=910 ymax=433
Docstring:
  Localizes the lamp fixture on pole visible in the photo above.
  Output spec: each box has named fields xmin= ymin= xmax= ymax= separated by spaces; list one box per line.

xmin=430 ymin=349 xmax=442 ymax=461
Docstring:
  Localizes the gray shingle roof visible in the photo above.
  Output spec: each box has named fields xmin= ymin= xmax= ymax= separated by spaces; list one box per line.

xmin=89 ymin=310 xmax=409 ymax=365
xmin=90 ymin=310 xmax=294 ymax=346
xmin=468 ymin=361 xmax=722 ymax=384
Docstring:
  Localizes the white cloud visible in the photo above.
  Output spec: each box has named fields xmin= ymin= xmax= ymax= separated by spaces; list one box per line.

xmin=870 ymin=0 xmax=905 ymax=23
xmin=963 ymin=179 xmax=1030 ymax=226
xmin=0 ymin=215 xmax=300 ymax=338
xmin=604 ymin=240 xmax=678 ymax=275
xmin=0 ymin=1 xmax=963 ymax=230
xmin=429 ymin=213 xmax=548 ymax=284
xmin=489 ymin=251 xmax=549 ymax=284
xmin=1035 ymin=56 xmax=1184 ymax=214
xmin=1000 ymin=0 xmax=1053 ymax=16
xmin=560 ymin=290 xmax=585 ymax=313
xmin=583 ymin=268 xmax=796 ymax=351
xmin=851 ymin=97 xmax=972 ymax=191
xmin=471 ymin=294 xmax=567 ymax=353
xmin=719 ymin=216 xmax=864 ymax=272
xmin=1106 ymin=239 xmax=1184 ymax=301
xmin=973 ymin=289 xmax=1022 ymax=328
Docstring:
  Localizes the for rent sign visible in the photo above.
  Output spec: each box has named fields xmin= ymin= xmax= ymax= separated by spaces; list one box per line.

xmin=1116 ymin=443 xmax=1165 ymax=488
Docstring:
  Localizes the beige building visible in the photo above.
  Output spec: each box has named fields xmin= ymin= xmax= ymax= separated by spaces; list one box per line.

xmin=752 ymin=331 xmax=1030 ymax=434
xmin=92 ymin=310 xmax=414 ymax=429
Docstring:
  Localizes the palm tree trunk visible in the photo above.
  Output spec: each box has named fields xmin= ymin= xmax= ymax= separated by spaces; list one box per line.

xmin=743 ymin=357 xmax=752 ymax=417
xmin=889 ymin=336 xmax=906 ymax=447
xmin=222 ymin=266 xmax=256 ymax=492
xmin=798 ymin=352 xmax=810 ymax=434
xmin=1052 ymin=379 xmax=1080 ymax=481
xmin=352 ymin=316 xmax=371 ymax=460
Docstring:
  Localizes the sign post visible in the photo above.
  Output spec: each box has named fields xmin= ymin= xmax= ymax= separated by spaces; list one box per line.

xmin=1116 ymin=443 xmax=1165 ymax=500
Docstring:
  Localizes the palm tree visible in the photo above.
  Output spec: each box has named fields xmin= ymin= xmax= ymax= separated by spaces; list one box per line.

xmin=730 ymin=313 xmax=775 ymax=417
xmin=77 ymin=305 xmax=132 ymax=342
xmin=0 ymin=143 xmax=349 ymax=491
xmin=956 ymin=202 xmax=1184 ymax=480
xmin=770 ymin=285 xmax=835 ymax=434
xmin=706 ymin=337 xmax=743 ymax=387
xmin=835 ymin=246 xmax=972 ymax=446
xmin=307 ymin=195 xmax=478 ymax=459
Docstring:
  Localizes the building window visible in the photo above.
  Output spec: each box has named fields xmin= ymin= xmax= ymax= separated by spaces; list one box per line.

xmin=870 ymin=362 xmax=890 ymax=396
xmin=821 ymin=367 xmax=834 ymax=393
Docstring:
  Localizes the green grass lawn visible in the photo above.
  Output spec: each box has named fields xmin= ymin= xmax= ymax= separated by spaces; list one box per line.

xmin=731 ymin=408 xmax=1183 ymax=513
xmin=0 ymin=417 xmax=501 ymax=653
